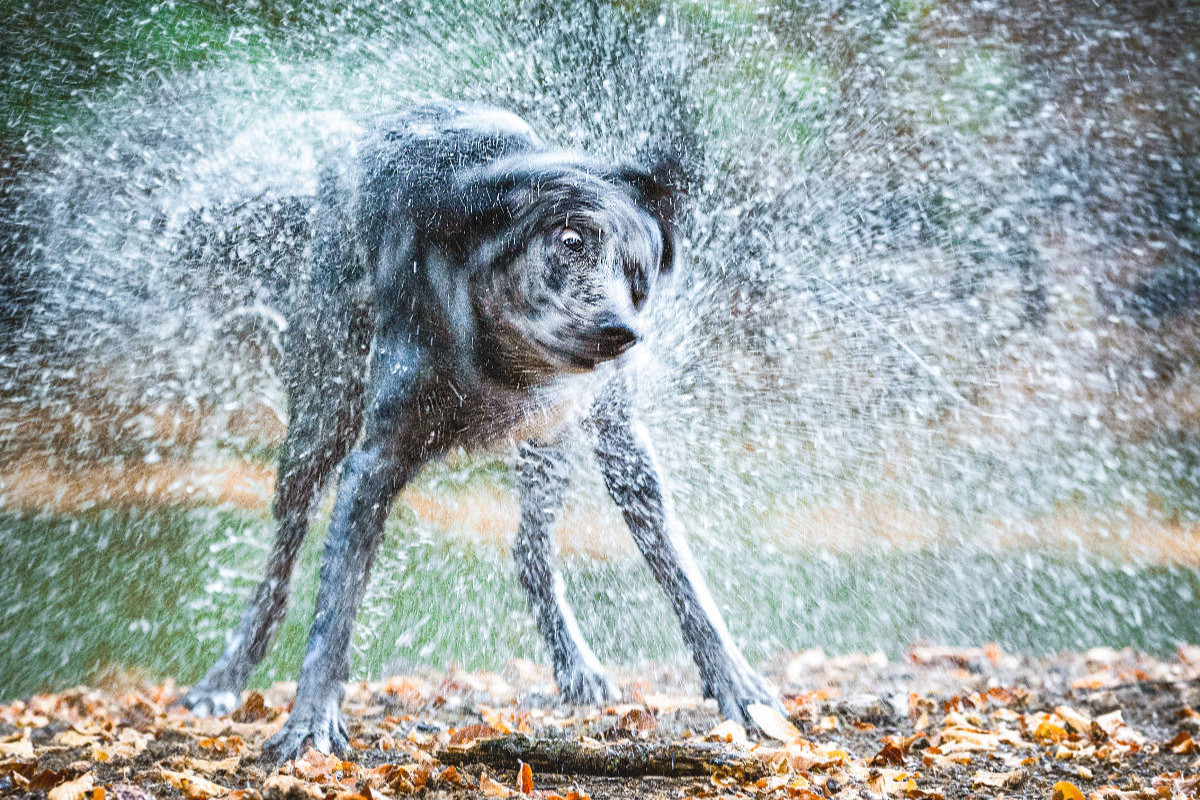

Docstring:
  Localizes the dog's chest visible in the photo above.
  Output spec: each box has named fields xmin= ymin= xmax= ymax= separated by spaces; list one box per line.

xmin=441 ymin=374 xmax=598 ymax=451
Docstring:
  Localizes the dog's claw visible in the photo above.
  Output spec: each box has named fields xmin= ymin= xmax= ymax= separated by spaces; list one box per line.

xmin=703 ymin=661 xmax=784 ymax=727
xmin=178 ymin=687 xmax=240 ymax=717
xmin=262 ymin=699 xmax=350 ymax=764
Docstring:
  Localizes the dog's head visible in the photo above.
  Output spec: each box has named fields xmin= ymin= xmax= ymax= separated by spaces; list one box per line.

xmin=445 ymin=151 xmax=686 ymax=383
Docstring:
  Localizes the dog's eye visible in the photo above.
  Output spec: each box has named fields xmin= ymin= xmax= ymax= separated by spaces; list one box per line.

xmin=559 ymin=228 xmax=584 ymax=252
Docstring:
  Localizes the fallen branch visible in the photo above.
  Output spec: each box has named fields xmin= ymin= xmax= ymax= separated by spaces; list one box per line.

xmin=437 ymin=735 xmax=766 ymax=779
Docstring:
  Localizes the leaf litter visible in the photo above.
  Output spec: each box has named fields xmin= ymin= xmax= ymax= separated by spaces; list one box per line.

xmin=1 ymin=646 xmax=1198 ymax=799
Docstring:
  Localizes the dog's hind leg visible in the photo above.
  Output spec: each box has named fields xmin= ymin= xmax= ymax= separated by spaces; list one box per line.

xmin=515 ymin=440 xmax=617 ymax=704
xmin=180 ymin=382 xmax=365 ymax=716
xmin=182 ymin=185 xmax=371 ymax=717
xmin=590 ymin=376 xmax=782 ymax=725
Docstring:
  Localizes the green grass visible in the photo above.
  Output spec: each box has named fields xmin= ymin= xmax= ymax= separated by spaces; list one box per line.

xmin=1 ymin=503 xmax=1197 ymax=701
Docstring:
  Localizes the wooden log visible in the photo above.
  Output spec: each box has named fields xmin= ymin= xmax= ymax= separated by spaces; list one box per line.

xmin=437 ymin=735 xmax=766 ymax=779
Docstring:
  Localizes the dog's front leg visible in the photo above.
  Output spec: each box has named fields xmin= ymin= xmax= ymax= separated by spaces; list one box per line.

xmin=262 ymin=343 xmax=425 ymax=763
xmin=260 ymin=442 xmax=411 ymax=762
xmin=515 ymin=440 xmax=617 ymax=704
xmin=591 ymin=378 xmax=782 ymax=725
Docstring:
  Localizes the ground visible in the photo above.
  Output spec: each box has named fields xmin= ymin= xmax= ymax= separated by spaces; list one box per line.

xmin=3 ymin=647 xmax=1200 ymax=800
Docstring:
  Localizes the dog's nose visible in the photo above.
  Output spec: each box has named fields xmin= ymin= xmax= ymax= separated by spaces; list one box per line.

xmin=594 ymin=315 xmax=639 ymax=358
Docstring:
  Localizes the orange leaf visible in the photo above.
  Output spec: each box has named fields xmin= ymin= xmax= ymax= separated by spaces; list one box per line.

xmin=519 ymin=762 xmax=533 ymax=795
xmin=1051 ymin=782 xmax=1085 ymax=800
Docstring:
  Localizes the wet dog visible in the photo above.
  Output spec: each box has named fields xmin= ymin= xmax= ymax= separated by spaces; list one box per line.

xmin=180 ymin=102 xmax=780 ymax=761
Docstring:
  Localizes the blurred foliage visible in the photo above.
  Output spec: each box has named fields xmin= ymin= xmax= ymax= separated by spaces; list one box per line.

xmin=2 ymin=0 xmax=1199 ymax=698
xmin=2 ymin=506 xmax=1197 ymax=699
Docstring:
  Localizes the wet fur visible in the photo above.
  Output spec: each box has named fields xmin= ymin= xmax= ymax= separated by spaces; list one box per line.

xmin=180 ymin=101 xmax=780 ymax=760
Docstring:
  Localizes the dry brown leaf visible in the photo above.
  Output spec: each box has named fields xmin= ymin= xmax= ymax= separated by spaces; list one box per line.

xmin=476 ymin=705 xmax=514 ymax=735
xmin=705 ymin=719 xmax=749 ymax=745
xmin=869 ymin=743 xmax=904 ymax=767
xmin=1054 ymin=705 xmax=1093 ymax=732
xmin=0 ymin=733 xmax=34 ymax=760
xmin=437 ymin=765 xmax=463 ymax=786
xmin=479 ymin=771 xmax=516 ymax=798
xmin=1092 ymin=711 xmax=1146 ymax=745
xmin=196 ymin=735 xmax=244 ymax=756
xmin=448 ymin=724 xmax=502 ymax=746
xmin=1034 ymin=719 xmax=1070 ymax=743
xmin=160 ymin=768 xmax=228 ymax=799
xmin=938 ymin=726 xmax=1000 ymax=752
xmin=58 ymin=730 xmax=100 ymax=748
xmin=747 ymin=703 xmax=802 ymax=743
xmin=1167 ymin=730 xmax=1199 ymax=754
xmin=231 ymin=691 xmax=276 ymax=723
xmin=970 ymin=769 xmax=1026 ymax=789
xmin=47 ymin=773 xmax=94 ymax=800
xmin=182 ymin=755 xmax=241 ymax=774
xmin=615 ymin=708 xmax=657 ymax=734
xmin=263 ymin=774 xmax=324 ymax=800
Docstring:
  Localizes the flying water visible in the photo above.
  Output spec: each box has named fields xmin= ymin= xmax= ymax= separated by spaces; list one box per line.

xmin=1 ymin=0 xmax=1198 ymax=697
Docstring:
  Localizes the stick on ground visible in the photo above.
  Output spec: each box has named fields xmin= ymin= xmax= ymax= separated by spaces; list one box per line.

xmin=437 ymin=734 xmax=767 ymax=779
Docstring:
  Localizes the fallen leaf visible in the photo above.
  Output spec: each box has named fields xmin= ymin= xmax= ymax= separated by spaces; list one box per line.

xmin=705 ymin=719 xmax=749 ymax=745
xmin=448 ymin=724 xmax=502 ymax=746
xmin=971 ymin=769 xmax=1026 ymax=789
xmin=869 ymin=743 xmax=904 ymax=767
xmin=196 ymin=735 xmax=244 ymax=755
xmin=58 ymin=729 xmax=100 ymax=748
xmin=1167 ymin=730 xmax=1199 ymax=754
xmin=29 ymin=770 xmax=82 ymax=791
xmin=519 ymin=761 xmax=533 ymax=794
xmin=48 ymin=773 xmax=95 ymax=800
xmin=231 ymin=691 xmax=276 ymax=723
xmin=182 ymin=755 xmax=241 ymax=774
xmin=1054 ymin=705 xmax=1092 ymax=733
xmin=480 ymin=771 xmax=516 ymax=798
xmin=1034 ymin=719 xmax=1070 ymax=744
xmin=615 ymin=708 xmax=657 ymax=734
xmin=160 ymin=768 xmax=228 ymax=799
xmin=0 ymin=734 xmax=34 ymax=760
xmin=1052 ymin=781 xmax=1085 ymax=800
xmin=748 ymin=703 xmax=802 ymax=742
xmin=263 ymin=774 xmax=324 ymax=800
xmin=437 ymin=766 xmax=463 ymax=786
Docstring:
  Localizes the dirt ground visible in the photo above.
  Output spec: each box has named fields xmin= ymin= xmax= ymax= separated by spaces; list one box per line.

xmin=2 ymin=646 xmax=1199 ymax=800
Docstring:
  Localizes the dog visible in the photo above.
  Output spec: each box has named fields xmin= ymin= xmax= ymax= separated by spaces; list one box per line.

xmin=179 ymin=101 xmax=780 ymax=762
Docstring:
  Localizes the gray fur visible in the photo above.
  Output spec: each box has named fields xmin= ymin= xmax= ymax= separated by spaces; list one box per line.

xmin=178 ymin=101 xmax=780 ymax=761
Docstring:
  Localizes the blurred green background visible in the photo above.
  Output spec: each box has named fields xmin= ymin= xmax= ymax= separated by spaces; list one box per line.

xmin=1 ymin=0 xmax=1199 ymax=700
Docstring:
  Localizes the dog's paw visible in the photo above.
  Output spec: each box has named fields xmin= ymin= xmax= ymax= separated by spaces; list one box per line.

xmin=702 ymin=662 xmax=784 ymax=727
xmin=177 ymin=687 xmax=240 ymax=717
xmin=557 ymin=663 xmax=619 ymax=706
xmin=261 ymin=698 xmax=350 ymax=764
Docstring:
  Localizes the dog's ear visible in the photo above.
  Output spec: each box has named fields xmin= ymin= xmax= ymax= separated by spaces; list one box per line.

xmin=434 ymin=168 xmax=529 ymax=253
xmin=614 ymin=153 xmax=691 ymax=274
xmin=615 ymin=154 xmax=689 ymax=218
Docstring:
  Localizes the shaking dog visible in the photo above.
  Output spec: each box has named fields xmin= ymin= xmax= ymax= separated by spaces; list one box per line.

xmin=180 ymin=102 xmax=780 ymax=761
